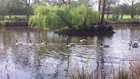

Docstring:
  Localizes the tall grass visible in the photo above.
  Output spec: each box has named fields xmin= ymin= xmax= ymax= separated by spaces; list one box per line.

xmin=109 ymin=61 xmax=140 ymax=79
xmin=67 ymin=54 xmax=94 ymax=79
xmin=68 ymin=66 xmax=94 ymax=79
xmin=67 ymin=54 xmax=140 ymax=79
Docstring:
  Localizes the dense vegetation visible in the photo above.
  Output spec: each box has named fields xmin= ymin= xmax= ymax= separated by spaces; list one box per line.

xmin=28 ymin=5 xmax=100 ymax=30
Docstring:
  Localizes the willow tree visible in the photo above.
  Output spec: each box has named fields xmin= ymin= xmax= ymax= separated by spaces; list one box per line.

xmin=56 ymin=5 xmax=73 ymax=28
xmin=72 ymin=4 xmax=100 ymax=29
xmin=29 ymin=5 xmax=59 ymax=29
xmin=29 ymin=4 xmax=100 ymax=30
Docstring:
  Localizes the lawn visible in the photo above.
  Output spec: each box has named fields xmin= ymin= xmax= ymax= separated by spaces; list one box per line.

xmin=104 ymin=14 xmax=140 ymax=23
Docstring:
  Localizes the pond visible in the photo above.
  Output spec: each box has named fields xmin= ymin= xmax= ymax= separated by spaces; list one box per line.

xmin=0 ymin=26 xmax=140 ymax=79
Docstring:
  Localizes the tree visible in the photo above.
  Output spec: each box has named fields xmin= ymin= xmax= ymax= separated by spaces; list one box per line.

xmin=32 ymin=0 xmax=40 ymax=4
xmin=119 ymin=3 xmax=128 ymax=19
xmin=106 ymin=0 xmax=119 ymax=18
xmin=135 ymin=2 xmax=140 ymax=19
xmin=22 ymin=0 xmax=31 ymax=21
xmin=100 ymin=0 xmax=106 ymax=26
xmin=127 ymin=0 xmax=140 ymax=18
xmin=1 ymin=0 xmax=4 ymax=20
xmin=0 ymin=0 xmax=11 ymax=20
xmin=72 ymin=4 xmax=100 ymax=29
xmin=29 ymin=5 xmax=100 ymax=30
xmin=6 ymin=0 xmax=27 ymax=17
xmin=98 ymin=0 xmax=101 ymax=12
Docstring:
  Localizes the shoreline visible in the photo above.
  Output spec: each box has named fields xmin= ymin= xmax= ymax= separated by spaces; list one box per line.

xmin=105 ymin=22 xmax=140 ymax=27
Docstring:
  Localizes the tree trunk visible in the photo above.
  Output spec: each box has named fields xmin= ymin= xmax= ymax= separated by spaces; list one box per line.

xmin=26 ymin=0 xmax=30 ymax=22
xmin=120 ymin=6 xmax=124 ymax=19
xmin=68 ymin=0 xmax=70 ymax=8
xmin=1 ymin=0 xmax=5 ymax=20
xmin=27 ymin=4 xmax=30 ymax=22
xmin=62 ymin=0 xmax=66 ymax=4
xmin=107 ymin=5 xmax=110 ymax=18
xmin=120 ymin=11 xmax=124 ymax=19
xmin=98 ymin=0 xmax=101 ymax=12
xmin=100 ymin=0 xmax=106 ymax=26
xmin=131 ymin=2 xmax=134 ymax=19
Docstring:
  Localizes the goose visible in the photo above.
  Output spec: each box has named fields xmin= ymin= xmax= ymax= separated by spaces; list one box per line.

xmin=65 ymin=36 xmax=69 ymax=41
xmin=133 ymin=37 xmax=140 ymax=44
xmin=15 ymin=40 xmax=22 ymax=46
xmin=130 ymin=41 xmax=138 ymax=46
xmin=134 ymin=37 xmax=139 ymax=41
xmin=29 ymin=40 xmax=36 ymax=47
xmin=65 ymin=42 xmax=75 ymax=48
xmin=80 ymin=39 xmax=87 ymax=43
xmin=132 ymin=45 xmax=139 ymax=48
xmin=100 ymin=43 xmax=110 ymax=49
xmin=40 ymin=39 xmax=47 ymax=45
xmin=129 ymin=41 xmax=139 ymax=48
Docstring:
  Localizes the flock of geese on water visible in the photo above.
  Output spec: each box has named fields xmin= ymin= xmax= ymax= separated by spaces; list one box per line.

xmin=15 ymin=37 xmax=87 ymax=48
xmin=64 ymin=36 xmax=140 ymax=49
xmin=15 ymin=39 xmax=47 ymax=48
xmin=15 ymin=36 xmax=140 ymax=49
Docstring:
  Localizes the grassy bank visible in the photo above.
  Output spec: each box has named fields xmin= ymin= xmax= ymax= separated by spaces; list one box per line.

xmin=0 ymin=15 xmax=28 ymax=27
xmin=105 ymin=14 xmax=140 ymax=23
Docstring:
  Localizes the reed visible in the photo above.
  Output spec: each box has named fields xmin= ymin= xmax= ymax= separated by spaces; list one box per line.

xmin=109 ymin=61 xmax=140 ymax=79
xmin=67 ymin=54 xmax=94 ymax=79
xmin=68 ymin=66 xmax=94 ymax=79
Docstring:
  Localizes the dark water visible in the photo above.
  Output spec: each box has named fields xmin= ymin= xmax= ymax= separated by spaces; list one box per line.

xmin=0 ymin=27 xmax=140 ymax=79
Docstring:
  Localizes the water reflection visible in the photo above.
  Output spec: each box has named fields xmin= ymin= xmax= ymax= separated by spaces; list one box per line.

xmin=0 ymin=27 xmax=140 ymax=79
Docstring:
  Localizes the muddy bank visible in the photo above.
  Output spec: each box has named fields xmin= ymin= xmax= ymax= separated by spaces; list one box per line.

xmin=55 ymin=25 xmax=115 ymax=36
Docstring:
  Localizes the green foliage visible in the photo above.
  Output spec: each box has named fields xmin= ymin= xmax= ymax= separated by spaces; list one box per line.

xmin=29 ymin=5 xmax=100 ymax=30
xmin=72 ymin=4 xmax=100 ymax=29
xmin=28 ymin=15 xmax=43 ymax=29
xmin=56 ymin=5 xmax=73 ymax=27
xmin=0 ymin=0 xmax=27 ymax=15
xmin=30 ymin=5 xmax=60 ymax=29
xmin=7 ymin=4 xmax=26 ymax=15
xmin=68 ymin=54 xmax=94 ymax=79
xmin=84 ymin=53 xmax=91 ymax=72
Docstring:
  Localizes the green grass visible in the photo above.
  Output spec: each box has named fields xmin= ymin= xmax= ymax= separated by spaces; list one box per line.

xmin=104 ymin=14 xmax=140 ymax=23
xmin=4 ymin=15 xmax=27 ymax=18
xmin=104 ymin=14 xmax=140 ymax=19
xmin=0 ymin=15 xmax=27 ymax=21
